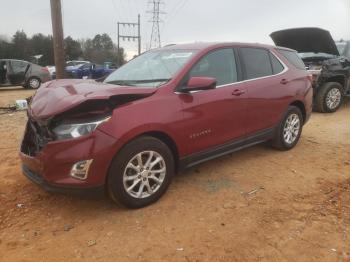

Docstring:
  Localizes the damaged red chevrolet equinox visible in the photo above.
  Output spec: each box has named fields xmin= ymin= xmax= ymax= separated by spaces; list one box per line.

xmin=20 ymin=43 xmax=313 ymax=208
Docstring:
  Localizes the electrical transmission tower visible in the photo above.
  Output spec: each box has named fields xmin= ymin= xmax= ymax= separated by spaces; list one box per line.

xmin=148 ymin=0 xmax=164 ymax=49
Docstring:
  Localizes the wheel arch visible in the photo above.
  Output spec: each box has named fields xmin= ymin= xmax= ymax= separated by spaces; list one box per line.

xmin=290 ymin=100 xmax=306 ymax=123
xmin=136 ymin=131 xmax=180 ymax=173
xmin=324 ymin=76 xmax=346 ymax=92
xmin=109 ymin=129 xmax=180 ymax=175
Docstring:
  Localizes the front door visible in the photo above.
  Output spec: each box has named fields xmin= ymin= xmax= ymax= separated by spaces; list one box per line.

xmin=178 ymin=48 xmax=247 ymax=155
xmin=0 ymin=60 xmax=8 ymax=85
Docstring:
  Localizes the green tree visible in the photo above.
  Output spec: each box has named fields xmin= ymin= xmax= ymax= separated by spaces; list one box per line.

xmin=12 ymin=30 xmax=30 ymax=60
xmin=81 ymin=33 xmax=125 ymax=65
xmin=65 ymin=36 xmax=82 ymax=60
xmin=30 ymin=33 xmax=54 ymax=65
xmin=0 ymin=31 xmax=125 ymax=67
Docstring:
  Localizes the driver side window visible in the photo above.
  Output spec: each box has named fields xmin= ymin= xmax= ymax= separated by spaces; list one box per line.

xmin=189 ymin=48 xmax=237 ymax=86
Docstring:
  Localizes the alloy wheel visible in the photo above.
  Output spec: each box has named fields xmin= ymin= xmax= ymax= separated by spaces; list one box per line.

xmin=123 ymin=151 xmax=166 ymax=199
xmin=29 ymin=78 xmax=40 ymax=89
xmin=326 ymin=88 xmax=341 ymax=110
xmin=283 ymin=113 xmax=300 ymax=144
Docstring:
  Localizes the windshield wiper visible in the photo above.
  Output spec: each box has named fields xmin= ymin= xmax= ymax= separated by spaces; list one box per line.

xmin=127 ymin=78 xmax=171 ymax=84
xmin=106 ymin=80 xmax=136 ymax=86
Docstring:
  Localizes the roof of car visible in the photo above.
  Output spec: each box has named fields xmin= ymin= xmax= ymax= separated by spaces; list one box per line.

xmin=0 ymin=59 xmax=29 ymax=62
xmin=158 ymin=42 xmax=294 ymax=52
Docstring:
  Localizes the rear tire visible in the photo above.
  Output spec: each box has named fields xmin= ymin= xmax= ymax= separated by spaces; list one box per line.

xmin=26 ymin=77 xmax=41 ymax=89
xmin=314 ymin=82 xmax=343 ymax=113
xmin=271 ymin=106 xmax=303 ymax=151
xmin=107 ymin=136 xmax=174 ymax=208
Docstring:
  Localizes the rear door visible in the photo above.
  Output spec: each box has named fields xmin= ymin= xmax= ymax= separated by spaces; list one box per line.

xmin=239 ymin=47 xmax=287 ymax=135
xmin=7 ymin=60 xmax=29 ymax=85
xmin=179 ymin=48 xmax=247 ymax=155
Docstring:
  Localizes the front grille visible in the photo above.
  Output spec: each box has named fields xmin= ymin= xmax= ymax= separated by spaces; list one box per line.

xmin=21 ymin=119 xmax=52 ymax=156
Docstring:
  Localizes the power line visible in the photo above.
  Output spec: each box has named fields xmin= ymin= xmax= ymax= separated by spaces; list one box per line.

xmin=166 ymin=0 xmax=188 ymax=25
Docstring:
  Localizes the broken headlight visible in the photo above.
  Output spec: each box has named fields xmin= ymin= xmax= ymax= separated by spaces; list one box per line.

xmin=52 ymin=115 xmax=111 ymax=140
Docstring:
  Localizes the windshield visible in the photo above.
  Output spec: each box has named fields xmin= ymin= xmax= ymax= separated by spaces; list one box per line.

xmin=104 ymin=49 xmax=196 ymax=87
xmin=336 ymin=42 xmax=346 ymax=55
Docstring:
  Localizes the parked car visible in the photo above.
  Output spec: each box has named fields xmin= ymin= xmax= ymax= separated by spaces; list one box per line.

xmin=65 ymin=63 xmax=116 ymax=79
xmin=336 ymin=40 xmax=350 ymax=60
xmin=47 ymin=60 xmax=90 ymax=78
xmin=20 ymin=42 xmax=312 ymax=208
xmin=0 ymin=59 xmax=51 ymax=89
xmin=270 ymin=28 xmax=350 ymax=113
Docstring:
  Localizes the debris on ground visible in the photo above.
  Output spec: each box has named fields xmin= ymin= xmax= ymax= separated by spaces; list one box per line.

xmin=64 ymin=224 xmax=74 ymax=232
xmin=242 ymin=186 xmax=265 ymax=197
xmin=87 ymin=240 xmax=97 ymax=247
xmin=16 ymin=203 xmax=25 ymax=209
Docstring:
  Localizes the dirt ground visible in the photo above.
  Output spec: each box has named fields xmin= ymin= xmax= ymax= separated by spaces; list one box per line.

xmin=0 ymin=86 xmax=349 ymax=262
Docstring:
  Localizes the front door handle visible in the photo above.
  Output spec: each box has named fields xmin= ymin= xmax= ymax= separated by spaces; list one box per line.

xmin=232 ymin=89 xmax=246 ymax=96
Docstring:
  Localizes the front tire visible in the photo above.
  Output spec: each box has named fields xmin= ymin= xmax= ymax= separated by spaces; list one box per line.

xmin=107 ymin=136 xmax=174 ymax=208
xmin=271 ymin=106 xmax=303 ymax=151
xmin=314 ymin=82 xmax=343 ymax=113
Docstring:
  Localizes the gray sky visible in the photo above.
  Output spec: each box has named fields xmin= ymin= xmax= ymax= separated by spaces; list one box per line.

xmin=1 ymin=0 xmax=349 ymax=58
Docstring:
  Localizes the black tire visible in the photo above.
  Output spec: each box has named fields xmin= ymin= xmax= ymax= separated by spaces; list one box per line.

xmin=26 ymin=77 xmax=41 ymax=89
xmin=107 ymin=136 xmax=174 ymax=208
xmin=271 ymin=106 xmax=303 ymax=151
xmin=314 ymin=82 xmax=343 ymax=113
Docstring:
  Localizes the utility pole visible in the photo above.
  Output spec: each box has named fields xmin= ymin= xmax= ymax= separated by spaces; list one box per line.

xmin=50 ymin=0 xmax=66 ymax=79
xmin=138 ymin=14 xmax=141 ymax=55
xmin=148 ymin=0 xmax=164 ymax=49
xmin=117 ymin=14 xmax=141 ymax=66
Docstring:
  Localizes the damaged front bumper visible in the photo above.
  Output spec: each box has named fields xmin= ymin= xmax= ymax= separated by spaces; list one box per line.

xmin=21 ymin=164 xmax=104 ymax=195
xmin=19 ymin=118 xmax=118 ymax=195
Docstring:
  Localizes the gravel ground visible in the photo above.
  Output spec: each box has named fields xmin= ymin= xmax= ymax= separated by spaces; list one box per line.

xmin=0 ymin=86 xmax=349 ymax=262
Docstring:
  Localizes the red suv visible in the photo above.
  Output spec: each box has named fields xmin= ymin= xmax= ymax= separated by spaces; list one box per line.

xmin=20 ymin=43 xmax=313 ymax=208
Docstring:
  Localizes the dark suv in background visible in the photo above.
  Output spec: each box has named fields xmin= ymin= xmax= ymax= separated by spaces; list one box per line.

xmin=271 ymin=28 xmax=350 ymax=113
xmin=20 ymin=42 xmax=312 ymax=208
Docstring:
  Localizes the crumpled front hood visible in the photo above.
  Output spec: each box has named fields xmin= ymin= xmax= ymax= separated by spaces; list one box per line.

xmin=270 ymin=27 xmax=340 ymax=56
xmin=29 ymin=79 xmax=157 ymax=120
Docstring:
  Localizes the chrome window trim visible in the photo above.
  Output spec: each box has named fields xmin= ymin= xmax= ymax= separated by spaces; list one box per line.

xmin=175 ymin=49 xmax=289 ymax=94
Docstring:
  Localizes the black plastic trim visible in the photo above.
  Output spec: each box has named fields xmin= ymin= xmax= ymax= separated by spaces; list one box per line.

xmin=179 ymin=128 xmax=274 ymax=170
xmin=22 ymin=165 xmax=105 ymax=196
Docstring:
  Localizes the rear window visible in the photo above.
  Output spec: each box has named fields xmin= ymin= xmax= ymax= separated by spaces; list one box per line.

xmin=278 ymin=49 xmax=306 ymax=70
xmin=240 ymin=48 xmax=273 ymax=79
xmin=269 ymin=53 xmax=284 ymax=74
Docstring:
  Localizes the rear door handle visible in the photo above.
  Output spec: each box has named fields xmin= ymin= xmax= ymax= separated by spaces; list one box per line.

xmin=280 ymin=79 xmax=289 ymax=85
xmin=232 ymin=89 xmax=246 ymax=96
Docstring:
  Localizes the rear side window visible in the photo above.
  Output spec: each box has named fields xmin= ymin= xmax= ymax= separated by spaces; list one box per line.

xmin=240 ymin=48 xmax=273 ymax=79
xmin=189 ymin=48 xmax=237 ymax=86
xmin=270 ymin=53 xmax=284 ymax=74
xmin=278 ymin=49 xmax=306 ymax=70
xmin=10 ymin=61 xmax=28 ymax=74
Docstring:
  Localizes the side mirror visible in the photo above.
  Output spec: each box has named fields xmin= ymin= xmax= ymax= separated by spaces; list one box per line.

xmin=182 ymin=76 xmax=216 ymax=92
